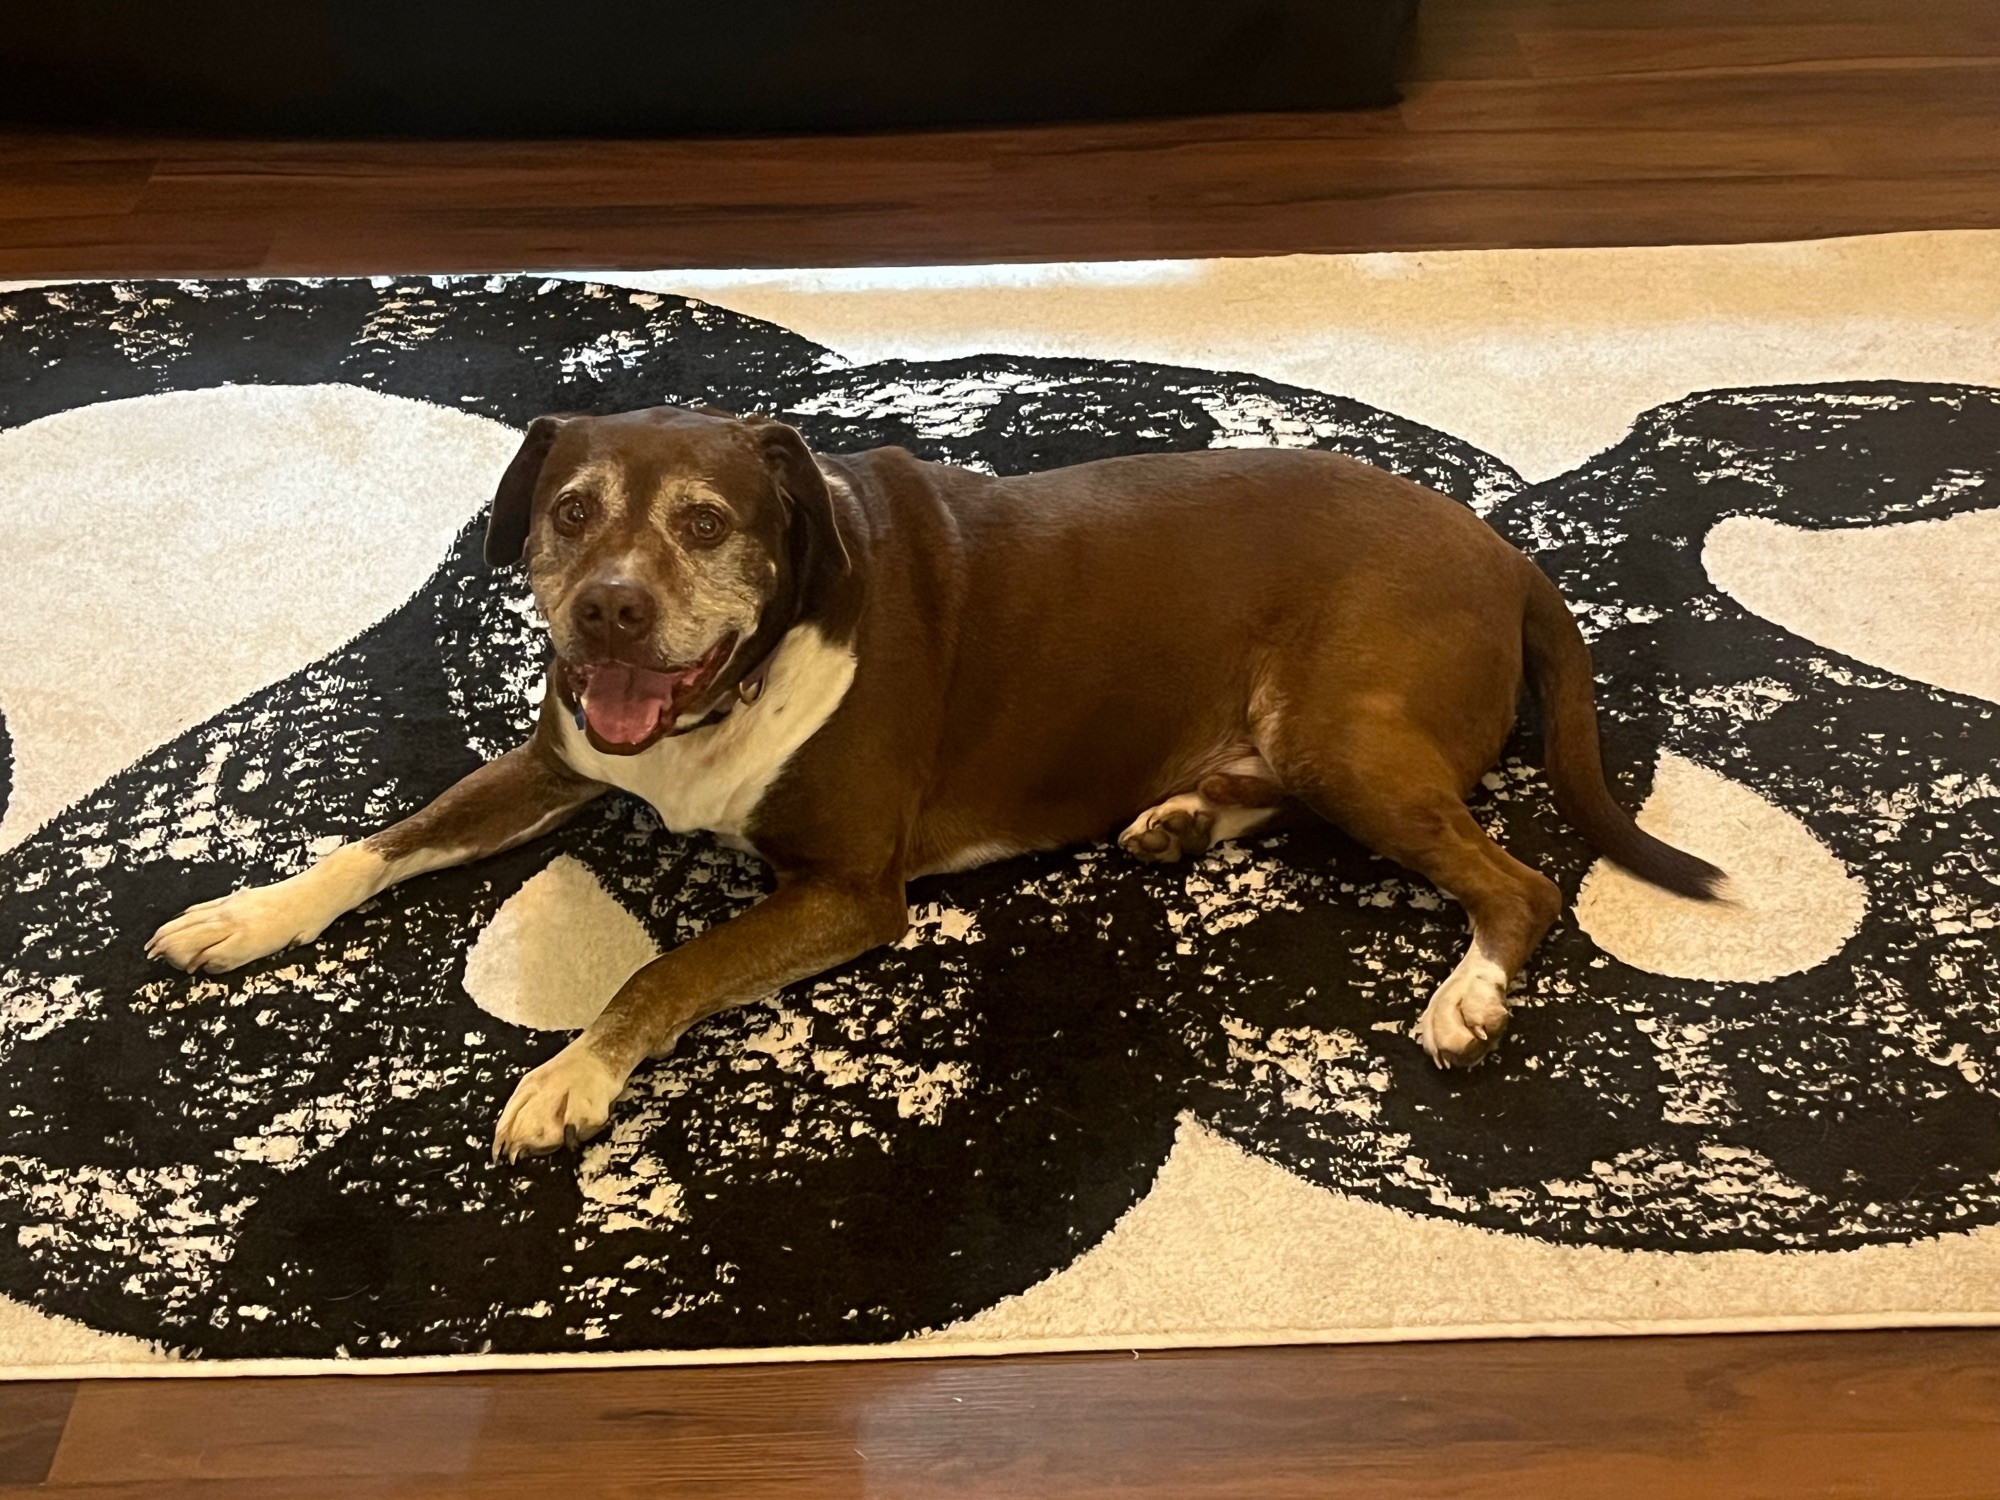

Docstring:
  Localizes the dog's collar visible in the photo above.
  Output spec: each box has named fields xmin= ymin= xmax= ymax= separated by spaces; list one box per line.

xmin=732 ymin=651 xmax=775 ymax=709
xmin=677 ymin=639 xmax=781 ymax=733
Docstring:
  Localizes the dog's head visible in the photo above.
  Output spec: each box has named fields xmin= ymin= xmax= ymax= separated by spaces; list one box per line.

xmin=485 ymin=405 xmax=850 ymax=755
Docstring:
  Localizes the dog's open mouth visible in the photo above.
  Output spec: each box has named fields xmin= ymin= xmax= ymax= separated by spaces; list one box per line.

xmin=564 ymin=634 xmax=738 ymax=747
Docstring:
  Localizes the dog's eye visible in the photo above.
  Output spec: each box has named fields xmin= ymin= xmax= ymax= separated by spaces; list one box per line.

xmin=554 ymin=496 xmax=589 ymax=534
xmin=686 ymin=506 xmax=728 ymax=545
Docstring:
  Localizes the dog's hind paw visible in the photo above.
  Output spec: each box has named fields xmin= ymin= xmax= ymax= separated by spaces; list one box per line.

xmin=1119 ymin=797 xmax=1216 ymax=863
xmin=1415 ymin=955 xmax=1513 ymax=1068
xmin=493 ymin=1039 xmax=628 ymax=1163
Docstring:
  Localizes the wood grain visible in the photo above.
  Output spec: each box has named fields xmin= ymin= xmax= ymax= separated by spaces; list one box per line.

xmin=0 ymin=1385 xmax=72 ymax=1489
xmin=16 ymin=1332 xmax=2000 ymax=1498
xmin=1 ymin=0 xmax=1997 ymax=279
xmin=3 ymin=0 xmax=1998 ymax=1494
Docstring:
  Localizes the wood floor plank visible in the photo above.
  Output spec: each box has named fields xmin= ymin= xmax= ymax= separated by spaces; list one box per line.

xmin=0 ymin=0 xmax=1995 ymax=277
xmin=1514 ymin=22 xmax=2000 ymax=78
xmin=25 ymin=1332 xmax=2000 ymax=1498
xmin=0 ymin=161 xmax=152 ymax=224
xmin=1396 ymin=60 xmax=2000 ymax=133
xmin=0 ymin=1383 xmax=73 ymax=1488
xmin=10 ymin=112 xmax=1988 ymax=278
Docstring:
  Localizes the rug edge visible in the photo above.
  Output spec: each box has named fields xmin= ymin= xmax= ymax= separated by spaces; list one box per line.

xmin=11 ymin=1308 xmax=2000 ymax=1382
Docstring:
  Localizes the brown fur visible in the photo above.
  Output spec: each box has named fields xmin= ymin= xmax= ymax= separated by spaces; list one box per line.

xmin=152 ymin=404 xmax=1721 ymax=1158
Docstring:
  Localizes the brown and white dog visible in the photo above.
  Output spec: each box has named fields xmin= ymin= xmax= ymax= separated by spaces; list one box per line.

xmin=147 ymin=405 xmax=1722 ymax=1162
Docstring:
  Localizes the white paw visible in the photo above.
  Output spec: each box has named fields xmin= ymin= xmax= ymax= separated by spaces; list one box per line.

xmin=492 ymin=1039 xmax=628 ymax=1163
xmin=1415 ymin=958 xmax=1513 ymax=1069
xmin=146 ymin=879 xmax=336 ymax=973
xmin=1118 ymin=796 xmax=1215 ymax=863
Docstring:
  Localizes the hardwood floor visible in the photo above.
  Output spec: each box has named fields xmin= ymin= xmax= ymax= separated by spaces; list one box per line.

xmin=4 ymin=0 xmax=2000 ymax=1494
xmin=4 ymin=1331 xmax=2000 ymax=1496
xmin=2 ymin=0 xmax=1997 ymax=278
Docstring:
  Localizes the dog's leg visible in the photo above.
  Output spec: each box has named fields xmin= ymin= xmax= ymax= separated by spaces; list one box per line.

xmin=147 ymin=743 xmax=604 ymax=974
xmin=493 ymin=872 xmax=908 ymax=1161
xmin=1273 ymin=727 xmax=1560 ymax=1068
xmin=1119 ymin=758 xmax=1287 ymax=863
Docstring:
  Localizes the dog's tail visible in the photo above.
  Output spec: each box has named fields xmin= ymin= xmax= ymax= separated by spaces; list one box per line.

xmin=1520 ymin=565 xmax=1725 ymax=901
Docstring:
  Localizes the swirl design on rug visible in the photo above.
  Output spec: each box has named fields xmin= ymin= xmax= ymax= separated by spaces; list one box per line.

xmin=0 ymin=279 xmax=1995 ymax=1358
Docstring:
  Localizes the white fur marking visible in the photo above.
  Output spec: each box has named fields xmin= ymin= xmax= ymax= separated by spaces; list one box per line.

xmin=920 ymin=839 xmax=1031 ymax=877
xmin=1415 ymin=940 xmax=1512 ymax=1067
xmin=145 ymin=842 xmax=395 ymax=974
xmin=1208 ymin=804 xmax=1278 ymax=843
xmin=1119 ymin=774 xmax=1280 ymax=859
xmin=555 ymin=624 xmax=856 ymax=843
xmin=492 ymin=1037 xmax=628 ymax=1161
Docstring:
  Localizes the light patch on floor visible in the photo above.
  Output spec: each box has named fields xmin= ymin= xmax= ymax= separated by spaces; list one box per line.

xmin=581 ymin=229 xmax=2000 ymax=482
xmin=1705 ymin=502 xmax=2000 ymax=707
xmin=461 ymin=854 xmax=662 ymax=1031
xmin=1574 ymin=755 xmax=1866 ymax=982
xmin=926 ymin=1117 xmax=2000 ymax=1344
xmin=0 ymin=384 xmax=519 ymax=850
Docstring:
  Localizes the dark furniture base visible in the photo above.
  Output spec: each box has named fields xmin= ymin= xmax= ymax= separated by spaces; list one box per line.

xmin=0 ymin=0 xmax=1417 ymax=137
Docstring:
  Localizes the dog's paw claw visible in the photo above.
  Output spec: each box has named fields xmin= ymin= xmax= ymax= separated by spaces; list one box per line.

xmin=146 ymin=884 xmax=321 ymax=974
xmin=1416 ymin=961 xmax=1513 ymax=1069
xmin=493 ymin=1041 xmax=626 ymax=1164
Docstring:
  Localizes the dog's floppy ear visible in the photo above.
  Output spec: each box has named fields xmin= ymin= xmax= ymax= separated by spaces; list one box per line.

xmin=485 ymin=415 xmax=571 ymax=566
xmin=751 ymin=418 xmax=853 ymax=606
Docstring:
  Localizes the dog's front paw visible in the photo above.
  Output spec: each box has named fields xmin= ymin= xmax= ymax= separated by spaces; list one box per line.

xmin=146 ymin=881 xmax=331 ymax=974
xmin=1415 ymin=957 xmax=1513 ymax=1068
xmin=493 ymin=1040 xmax=628 ymax=1163
xmin=1119 ymin=796 xmax=1215 ymax=863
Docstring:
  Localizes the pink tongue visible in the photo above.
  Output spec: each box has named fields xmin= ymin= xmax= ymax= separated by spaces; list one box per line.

xmin=582 ymin=663 xmax=676 ymax=745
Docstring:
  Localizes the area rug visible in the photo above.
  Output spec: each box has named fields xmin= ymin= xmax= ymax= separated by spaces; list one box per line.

xmin=2 ymin=232 xmax=2000 ymax=1376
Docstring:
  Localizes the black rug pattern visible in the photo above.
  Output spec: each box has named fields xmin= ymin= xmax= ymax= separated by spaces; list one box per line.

xmin=0 ymin=278 xmax=1997 ymax=1360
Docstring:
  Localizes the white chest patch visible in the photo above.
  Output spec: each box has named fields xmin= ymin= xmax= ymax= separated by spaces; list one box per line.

xmin=555 ymin=625 xmax=857 ymax=844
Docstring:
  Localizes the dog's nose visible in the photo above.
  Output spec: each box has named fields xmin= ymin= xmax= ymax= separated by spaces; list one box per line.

xmin=572 ymin=579 xmax=657 ymax=648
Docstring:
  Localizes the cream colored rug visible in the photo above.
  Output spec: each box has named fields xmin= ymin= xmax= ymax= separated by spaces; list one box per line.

xmin=1 ymin=231 xmax=1998 ymax=1377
